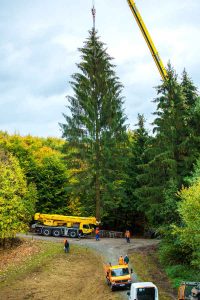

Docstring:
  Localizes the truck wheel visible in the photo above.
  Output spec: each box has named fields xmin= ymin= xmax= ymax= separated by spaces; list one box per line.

xmin=35 ymin=227 xmax=42 ymax=234
xmin=43 ymin=228 xmax=51 ymax=236
xmin=69 ymin=230 xmax=77 ymax=238
xmin=110 ymin=285 xmax=115 ymax=292
xmin=52 ymin=229 xmax=61 ymax=237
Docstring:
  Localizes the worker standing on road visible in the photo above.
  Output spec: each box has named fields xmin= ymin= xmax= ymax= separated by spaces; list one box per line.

xmin=95 ymin=227 xmax=100 ymax=241
xmin=64 ymin=238 xmax=70 ymax=253
xmin=118 ymin=255 xmax=124 ymax=265
xmin=78 ymin=230 xmax=82 ymax=240
xmin=124 ymin=254 xmax=129 ymax=265
xmin=125 ymin=230 xmax=130 ymax=243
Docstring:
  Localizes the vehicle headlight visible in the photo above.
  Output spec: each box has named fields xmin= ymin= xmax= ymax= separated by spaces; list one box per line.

xmin=128 ymin=280 xmax=132 ymax=283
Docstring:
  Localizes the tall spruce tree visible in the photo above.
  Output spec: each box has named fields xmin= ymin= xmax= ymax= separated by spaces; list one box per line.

xmin=136 ymin=65 xmax=200 ymax=228
xmin=136 ymin=65 xmax=188 ymax=227
xmin=60 ymin=29 xmax=127 ymax=221
xmin=125 ymin=114 xmax=151 ymax=232
xmin=180 ymin=69 xmax=200 ymax=180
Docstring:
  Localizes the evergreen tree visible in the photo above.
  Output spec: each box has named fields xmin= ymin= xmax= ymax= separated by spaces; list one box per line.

xmin=180 ymin=70 xmax=200 ymax=180
xmin=136 ymin=65 xmax=187 ymax=227
xmin=60 ymin=29 xmax=128 ymax=221
xmin=125 ymin=114 xmax=151 ymax=232
xmin=33 ymin=151 xmax=69 ymax=213
xmin=137 ymin=66 xmax=200 ymax=228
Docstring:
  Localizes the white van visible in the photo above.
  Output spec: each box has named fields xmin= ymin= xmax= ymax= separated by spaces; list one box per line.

xmin=127 ymin=282 xmax=159 ymax=300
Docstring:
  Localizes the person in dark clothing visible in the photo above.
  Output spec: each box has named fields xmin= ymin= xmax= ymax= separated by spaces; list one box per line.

xmin=64 ymin=238 xmax=70 ymax=253
xmin=124 ymin=254 xmax=129 ymax=265
xmin=78 ymin=230 xmax=83 ymax=239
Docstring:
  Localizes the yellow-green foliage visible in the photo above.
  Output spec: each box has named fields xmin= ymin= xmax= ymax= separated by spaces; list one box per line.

xmin=67 ymin=197 xmax=83 ymax=216
xmin=0 ymin=150 xmax=35 ymax=238
xmin=0 ymin=132 xmax=69 ymax=214
xmin=0 ymin=132 xmax=65 ymax=162
xmin=176 ymin=181 xmax=200 ymax=245
xmin=173 ymin=179 xmax=200 ymax=268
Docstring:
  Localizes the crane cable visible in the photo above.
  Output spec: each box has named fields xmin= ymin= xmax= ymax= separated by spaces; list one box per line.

xmin=91 ymin=0 xmax=96 ymax=30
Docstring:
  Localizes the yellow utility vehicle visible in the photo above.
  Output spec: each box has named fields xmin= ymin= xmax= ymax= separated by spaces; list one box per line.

xmin=178 ymin=282 xmax=200 ymax=300
xmin=104 ymin=263 xmax=132 ymax=291
xmin=32 ymin=213 xmax=98 ymax=238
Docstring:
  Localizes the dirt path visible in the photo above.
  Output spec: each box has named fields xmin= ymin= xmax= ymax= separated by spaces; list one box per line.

xmin=19 ymin=233 xmax=160 ymax=261
xmin=1 ymin=234 xmax=175 ymax=300
xmin=65 ymin=235 xmax=160 ymax=283
xmin=19 ymin=233 xmax=159 ymax=272
xmin=16 ymin=234 xmax=160 ymax=299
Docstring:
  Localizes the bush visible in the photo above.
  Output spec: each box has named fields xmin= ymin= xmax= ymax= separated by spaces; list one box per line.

xmin=159 ymin=236 xmax=199 ymax=287
xmin=165 ymin=265 xmax=200 ymax=287
xmin=159 ymin=237 xmax=193 ymax=266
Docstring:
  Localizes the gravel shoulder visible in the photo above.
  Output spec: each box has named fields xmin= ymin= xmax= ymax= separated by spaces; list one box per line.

xmin=19 ymin=233 xmax=159 ymax=268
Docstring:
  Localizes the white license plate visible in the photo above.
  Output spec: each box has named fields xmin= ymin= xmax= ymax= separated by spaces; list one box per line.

xmin=119 ymin=284 xmax=125 ymax=287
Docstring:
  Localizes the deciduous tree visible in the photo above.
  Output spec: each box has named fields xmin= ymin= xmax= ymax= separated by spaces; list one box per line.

xmin=0 ymin=150 xmax=36 ymax=241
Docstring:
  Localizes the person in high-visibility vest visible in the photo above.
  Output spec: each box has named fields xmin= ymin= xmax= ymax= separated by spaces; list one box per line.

xmin=118 ymin=255 xmax=124 ymax=265
xmin=125 ymin=230 xmax=130 ymax=243
xmin=95 ymin=227 xmax=100 ymax=241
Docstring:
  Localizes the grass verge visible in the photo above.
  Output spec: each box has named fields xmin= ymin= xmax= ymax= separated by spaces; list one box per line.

xmin=129 ymin=246 xmax=176 ymax=300
xmin=0 ymin=239 xmax=62 ymax=286
xmin=0 ymin=239 xmax=122 ymax=300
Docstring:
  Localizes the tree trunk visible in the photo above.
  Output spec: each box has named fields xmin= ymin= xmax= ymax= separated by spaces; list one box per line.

xmin=95 ymin=172 xmax=100 ymax=221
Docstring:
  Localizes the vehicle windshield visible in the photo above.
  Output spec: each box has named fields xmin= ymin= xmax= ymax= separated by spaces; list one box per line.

xmin=137 ymin=287 xmax=155 ymax=300
xmin=83 ymin=224 xmax=90 ymax=229
xmin=89 ymin=224 xmax=95 ymax=228
xmin=111 ymin=268 xmax=129 ymax=277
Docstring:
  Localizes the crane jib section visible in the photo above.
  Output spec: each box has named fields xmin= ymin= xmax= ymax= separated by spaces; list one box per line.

xmin=127 ymin=0 xmax=167 ymax=80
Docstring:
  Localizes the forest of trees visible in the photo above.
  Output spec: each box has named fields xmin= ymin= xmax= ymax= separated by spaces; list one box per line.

xmin=0 ymin=29 xmax=199 ymax=283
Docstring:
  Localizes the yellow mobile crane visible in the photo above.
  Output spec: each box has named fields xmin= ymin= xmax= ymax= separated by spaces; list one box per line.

xmin=127 ymin=0 xmax=167 ymax=80
xmin=32 ymin=213 xmax=98 ymax=237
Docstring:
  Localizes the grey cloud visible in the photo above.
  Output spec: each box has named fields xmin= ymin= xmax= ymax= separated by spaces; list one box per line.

xmin=0 ymin=0 xmax=199 ymax=137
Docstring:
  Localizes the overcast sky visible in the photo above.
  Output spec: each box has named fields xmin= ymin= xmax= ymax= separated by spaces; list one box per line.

xmin=0 ymin=0 xmax=200 ymax=137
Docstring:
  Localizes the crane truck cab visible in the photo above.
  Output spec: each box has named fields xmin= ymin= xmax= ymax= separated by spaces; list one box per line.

xmin=127 ymin=282 xmax=159 ymax=300
xmin=104 ymin=263 xmax=132 ymax=291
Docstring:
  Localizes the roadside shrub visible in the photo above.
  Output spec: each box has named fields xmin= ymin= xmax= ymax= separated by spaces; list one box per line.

xmin=159 ymin=235 xmax=199 ymax=287
xmin=165 ymin=265 xmax=200 ymax=287
xmin=173 ymin=180 xmax=200 ymax=269
xmin=159 ymin=236 xmax=193 ymax=266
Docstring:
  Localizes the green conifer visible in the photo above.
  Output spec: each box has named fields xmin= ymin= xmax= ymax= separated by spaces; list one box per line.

xmin=60 ymin=30 xmax=127 ymax=221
